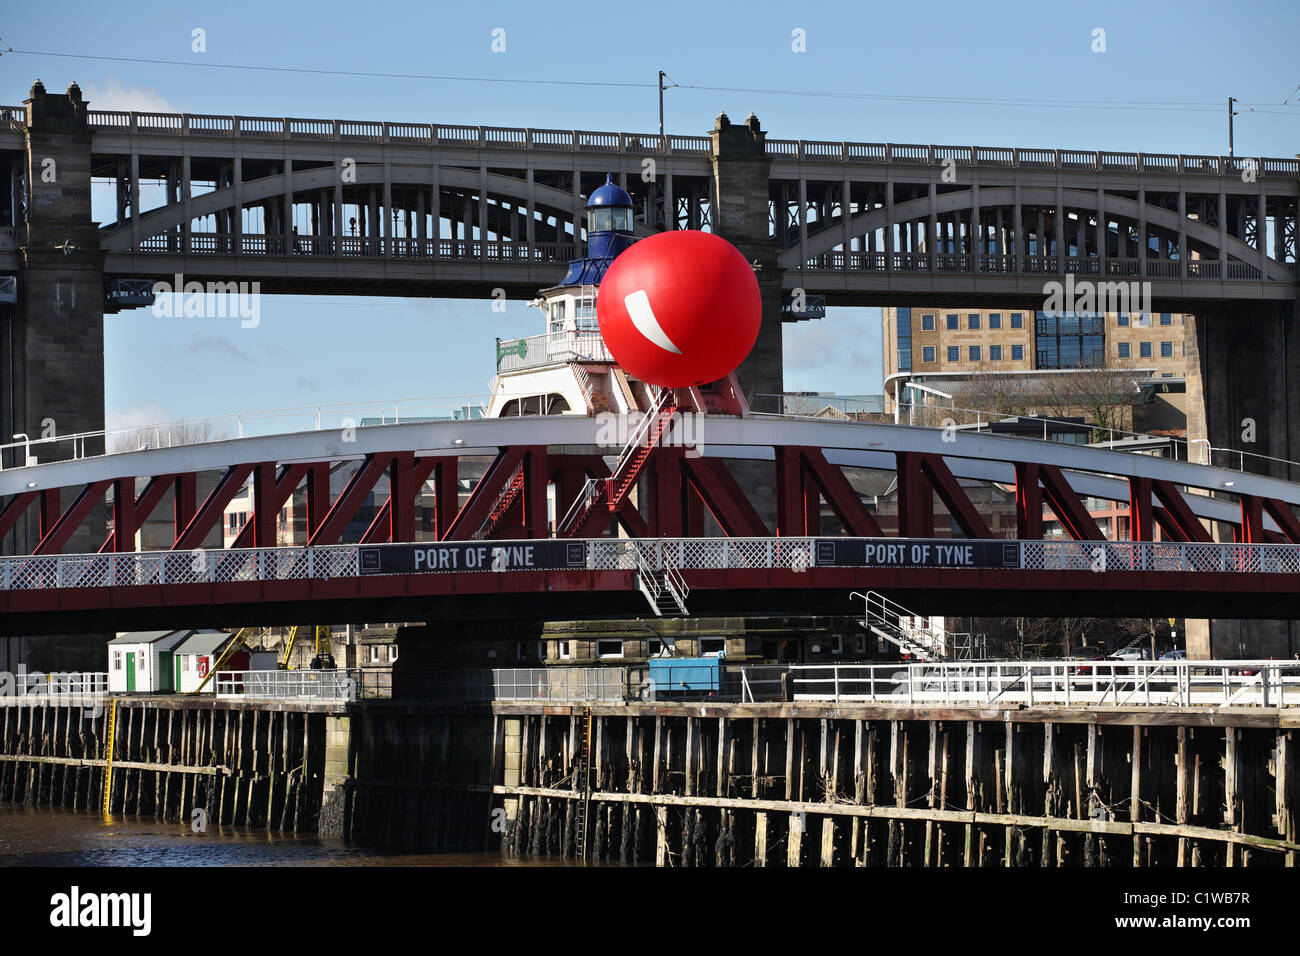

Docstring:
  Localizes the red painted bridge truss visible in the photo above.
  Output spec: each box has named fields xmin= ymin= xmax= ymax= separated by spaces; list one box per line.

xmin=3 ymin=438 xmax=1297 ymax=558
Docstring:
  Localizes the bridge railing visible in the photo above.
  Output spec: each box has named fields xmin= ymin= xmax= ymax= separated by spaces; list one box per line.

xmin=409 ymin=666 xmax=633 ymax=702
xmin=800 ymin=251 xmax=1284 ymax=281
xmin=214 ymin=668 xmax=360 ymax=702
xmin=786 ymin=660 xmax=1300 ymax=708
xmin=72 ymin=108 xmax=1299 ymax=177
xmin=7 ymin=538 xmax=1300 ymax=592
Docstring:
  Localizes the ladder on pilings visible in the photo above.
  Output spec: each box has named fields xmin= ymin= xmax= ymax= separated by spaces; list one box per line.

xmin=556 ymin=386 xmax=678 ymax=537
xmin=572 ymin=707 xmax=594 ymax=862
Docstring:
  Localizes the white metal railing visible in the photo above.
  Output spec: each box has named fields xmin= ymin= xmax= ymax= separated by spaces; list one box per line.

xmin=2 ymin=671 xmax=109 ymax=700
xmin=6 ymin=538 xmax=1300 ymax=593
xmin=214 ymin=668 xmax=359 ymax=701
xmin=787 ymin=660 xmax=1300 ymax=709
xmin=416 ymin=667 xmax=630 ymax=702
xmin=852 ymin=590 xmax=949 ymax=660
xmin=495 ymin=330 xmax=613 ymax=373
xmin=0 ymin=395 xmax=489 ymax=469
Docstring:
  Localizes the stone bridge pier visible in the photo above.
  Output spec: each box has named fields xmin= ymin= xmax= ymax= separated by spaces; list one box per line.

xmin=1186 ymin=298 xmax=1300 ymax=658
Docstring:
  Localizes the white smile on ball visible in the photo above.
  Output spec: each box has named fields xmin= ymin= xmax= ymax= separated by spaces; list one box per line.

xmin=624 ymin=289 xmax=682 ymax=355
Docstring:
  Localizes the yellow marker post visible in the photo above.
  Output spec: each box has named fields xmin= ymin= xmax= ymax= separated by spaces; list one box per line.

xmin=101 ymin=698 xmax=118 ymax=816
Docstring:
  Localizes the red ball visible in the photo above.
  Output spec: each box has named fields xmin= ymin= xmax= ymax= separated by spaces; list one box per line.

xmin=597 ymin=230 xmax=761 ymax=388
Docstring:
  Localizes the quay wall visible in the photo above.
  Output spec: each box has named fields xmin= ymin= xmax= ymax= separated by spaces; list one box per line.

xmin=3 ymin=696 xmax=1296 ymax=867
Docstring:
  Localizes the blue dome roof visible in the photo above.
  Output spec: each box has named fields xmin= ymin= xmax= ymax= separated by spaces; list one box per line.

xmin=588 ymin=173 xmax=631 ymax=208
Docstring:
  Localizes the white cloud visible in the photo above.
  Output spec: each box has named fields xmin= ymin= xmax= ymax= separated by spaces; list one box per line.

xmin=81 ymin=78 xmax=179 ymax=114
xmin=106 ymin=402 xmax=173 ymax=434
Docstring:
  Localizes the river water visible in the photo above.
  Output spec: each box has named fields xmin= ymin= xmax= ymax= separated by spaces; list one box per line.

xmin=0 ymin=804 xmax=567 ymax=867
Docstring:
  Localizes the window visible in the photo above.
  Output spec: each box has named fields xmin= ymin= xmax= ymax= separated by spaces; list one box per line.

xmin=921 ymin=313 xmax=935 ymax=331
xmin=1162 ymin=372 xmax=1174 ymax=378
xmin=389 ymin=645 xmax=398 ymax=661
xmin=700 ymin=638 xmax=725 ymax=657
xmin=1034 ymin=312 xmax=1105 ymax=368
xmin=647 ymin=639 xmax=664 ymax=657
xmin=1160 ymin=313 xmax=1173 ymax=326
xmin=369 ymin=645 xmax=381 ymax=663
xmin=1011 ymin=344 xmax=1024 ymax=360
xmin=946 ymin=314 xmax=959 ymax=330
xmin=895 ymin=307 xmax=913 ymax=373
xmin=968 ymin=345 xmax=981 ymax=361
xmin=990 ymin=345 xmax=1002 ymax=361
xmin=830 ymin=635 xmax=844 ymax=655
xmin=1117 ymin=313 xmax=1129 ymax=327
xmin=1160 ymin=341 xmax=1173 ymax=357
xmin=946 ymin=346 xmax=959 ymax=362
xmin=1010 ymin=313 xmax=1024 ymax=329
xmin=139 ymin=654 xmax=146 ymax=671
xmin=558 ymin=640 xmax=571 ymax=660
xmin=597 ymin=640 xmax=623 ymax=658
xmin=922 ymin=346 xmax=936 ymax=363
xmin=989 ymin=313 xmax=1002 ymax=329
xmin=1140 ymin=342 xmax=1153 ymax=358
xmin=278 ymin=508 xmax=287 ymax=530
xmin=589 ymin=207 xmax=614 ymax=233
xmin=967 ymin=314 xmax=980 ymax=330
xmin=113 ymin=652 xmax=121 ymax=671
xmin=228 ymin=514 xmax=237 ymax=532
xmin=575 ymin=295 xmax=597 ymax=331
xmin=1118 ymin=342 xmax=1131 ymax=358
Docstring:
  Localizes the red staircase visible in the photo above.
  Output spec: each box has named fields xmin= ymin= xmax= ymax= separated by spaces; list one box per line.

xmin=473 ymin=463 xmax=526 ymax=539
xmin=557 ymin=388 xmax=678 ymax=536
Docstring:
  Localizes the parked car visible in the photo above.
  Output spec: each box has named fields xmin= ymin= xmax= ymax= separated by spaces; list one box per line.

xmin=1159 ymin=649 xmax=1187 ymax=661
xmin=1108 ymin=647 xmax=1152 ymax=662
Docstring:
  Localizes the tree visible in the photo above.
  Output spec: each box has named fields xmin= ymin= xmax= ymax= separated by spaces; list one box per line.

xmin=109 ymin=420 xmax=228 ymax=454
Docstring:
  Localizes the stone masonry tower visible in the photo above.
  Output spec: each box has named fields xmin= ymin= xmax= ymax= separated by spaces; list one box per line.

xmin=6 ymin=80 xmax=106 ymax=554
xmin=709 ymin=112 xmax=783 ymax=408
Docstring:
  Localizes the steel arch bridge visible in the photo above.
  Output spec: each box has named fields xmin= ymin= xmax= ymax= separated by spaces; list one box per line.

xmin=2 ymin=103 xmax=1294 ymax=306
xmin=2 ymin=411 xmax=1300 ymax=633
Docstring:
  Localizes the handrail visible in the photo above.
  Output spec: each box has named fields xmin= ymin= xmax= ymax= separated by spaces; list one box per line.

xmin=8 ymin=537 xmax=1300 ymax=594
xmin=787 ymin=660 xmax=1300 ymax=709
xmin=73 ymin=108 xmax=1300 ymax=176
xmin=0 ymin=394 xmax=490 ymax=468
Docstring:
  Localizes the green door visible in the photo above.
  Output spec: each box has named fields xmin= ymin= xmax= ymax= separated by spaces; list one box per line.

xmin=159 ymin=652 xmax=173 ymax=692
xmin=126 ymin=652 xmax=136 ymax=692
xmin=175 ymin=655 xmax=182 ymax=691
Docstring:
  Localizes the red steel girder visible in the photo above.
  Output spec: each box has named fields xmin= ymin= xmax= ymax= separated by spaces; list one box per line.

xmin=0 ymin=491 xmax=39 ymax=543
xmin=34 ymin=480 xmax=113 ymax=555
xmin=896 ymin=452 xmax=993 ymax=539
xmin=308 ymin=453 xmax=397 ymax=547
xmin=1015 ymin=462 xmax=1104 ymax=541
xmin=684 ymin=457 xmax=768 ymax=537
xmin=172 ymin=464 xmax=255 ymax=551
xmin=442 ymin=446 xmax=546 ymax=541
xmin=1149 ymin=479 xmax=1212 ymax=543
xmin=98 ymin=474 xmax=190 ymax=552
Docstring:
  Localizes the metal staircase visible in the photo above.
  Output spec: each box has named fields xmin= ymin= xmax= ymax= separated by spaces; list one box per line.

xmin=473 ymin=463 xmax=526 ymax=540
xmin=556 ymin=386 xmax=678 ymax=536
xmin=636 ymin=548 xmax=689 ymax=617
xmin=854 ymin=591 xmax=954 ymax=661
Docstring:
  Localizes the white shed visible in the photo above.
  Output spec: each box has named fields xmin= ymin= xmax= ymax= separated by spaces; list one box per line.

xmin=107 ymin=631 xmax=189 ymax=693
xmin=171 ymin=630 xmax=245 ymax=693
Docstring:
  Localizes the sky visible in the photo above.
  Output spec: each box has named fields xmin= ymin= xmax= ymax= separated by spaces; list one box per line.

xmin=1 ymin=0 xmax=1297 ymax=433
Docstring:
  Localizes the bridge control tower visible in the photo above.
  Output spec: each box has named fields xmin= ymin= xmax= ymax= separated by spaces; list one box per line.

xmin=487 ymin=174 xmax=655 ymax=419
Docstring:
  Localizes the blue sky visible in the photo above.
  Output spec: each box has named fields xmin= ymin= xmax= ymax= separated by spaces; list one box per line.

xmin=2 ymin=0 xmax=1297 ymax=432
